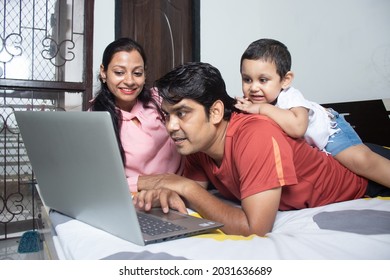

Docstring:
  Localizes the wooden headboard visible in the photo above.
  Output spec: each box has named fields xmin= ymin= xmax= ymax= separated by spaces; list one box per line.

xmin=321 ymin=99 xmax=390 ymax=147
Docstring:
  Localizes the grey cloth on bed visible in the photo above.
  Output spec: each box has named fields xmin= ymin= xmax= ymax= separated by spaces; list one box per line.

xmin=101 ymin=251 xmax=187 ymax=260
xmin=313 ymin=210 xmax=390 ymax=235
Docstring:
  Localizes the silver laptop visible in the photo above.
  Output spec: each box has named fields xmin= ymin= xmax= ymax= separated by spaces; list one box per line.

xmin=15 ymin=111 xmax=223 ymax=246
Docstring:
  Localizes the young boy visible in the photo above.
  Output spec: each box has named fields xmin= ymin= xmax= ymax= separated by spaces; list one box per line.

xmin=235 ymin=38 xmax=390 ymax=189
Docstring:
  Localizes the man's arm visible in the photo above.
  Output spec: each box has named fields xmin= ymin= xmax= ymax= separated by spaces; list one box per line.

xmin=137 ymin=173 xmax=208 ymax=191
xmin=135 ymin=173 xmax=282 ymax=236
xmin=181 ymin=182 xmax=282 ymax=236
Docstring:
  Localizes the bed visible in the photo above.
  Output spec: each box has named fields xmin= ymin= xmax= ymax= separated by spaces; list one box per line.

xmin=41 ymin=196 xmax=390 ymax=260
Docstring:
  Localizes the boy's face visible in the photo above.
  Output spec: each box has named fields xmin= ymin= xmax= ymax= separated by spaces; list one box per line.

xmin=161 ymin=98 xmax=218 ymax=156
xmin=241 ymin=59 xmax=285 ymax=104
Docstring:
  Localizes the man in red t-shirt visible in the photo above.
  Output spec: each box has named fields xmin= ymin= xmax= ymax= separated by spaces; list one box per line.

xmin=135 ymin=62 xmax=390 ymax=236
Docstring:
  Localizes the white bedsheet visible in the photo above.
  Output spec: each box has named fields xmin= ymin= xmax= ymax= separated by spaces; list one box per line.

xmin=49 ymin=197 xmax=390 ymax=260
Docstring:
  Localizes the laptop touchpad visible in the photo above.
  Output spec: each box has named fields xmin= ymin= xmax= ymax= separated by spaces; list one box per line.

xmin=147 ymin=208 xmax=188 ymax=220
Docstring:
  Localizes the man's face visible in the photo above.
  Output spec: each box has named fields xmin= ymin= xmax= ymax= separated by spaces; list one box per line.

xmin=161 ymin=98 xmax=217 ymax=156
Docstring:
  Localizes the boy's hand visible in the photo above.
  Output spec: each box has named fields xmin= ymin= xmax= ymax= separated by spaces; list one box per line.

xmin=234 ymin=97 xmax=261 ymax=114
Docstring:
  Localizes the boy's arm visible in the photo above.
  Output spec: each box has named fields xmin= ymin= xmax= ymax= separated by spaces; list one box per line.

xmin=255 ymin=103 xmax=309 ymax=138
xmin=260 ymin=104 xmax=309 ymax=138
xmin=235 ymin=97 xmax=309 ymax=138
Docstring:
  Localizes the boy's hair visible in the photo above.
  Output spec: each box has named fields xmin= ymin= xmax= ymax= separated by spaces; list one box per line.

xmin=240 ymin=38 xmax=292 ymax=79
xmin=154 ymin=62 xmax=238 ymax=120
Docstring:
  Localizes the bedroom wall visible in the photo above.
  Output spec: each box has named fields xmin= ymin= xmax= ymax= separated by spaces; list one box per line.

xmin=93 ymin=0 xmax=390 ymax=104
xmin=201 ymin=0 xmax=390 ymax=104
xmin=93 ymin=0 xmax=115 ymax=93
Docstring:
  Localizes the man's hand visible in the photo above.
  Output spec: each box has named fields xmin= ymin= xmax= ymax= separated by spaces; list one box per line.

xmin=133 ymin=188 xmax=188 ymax=214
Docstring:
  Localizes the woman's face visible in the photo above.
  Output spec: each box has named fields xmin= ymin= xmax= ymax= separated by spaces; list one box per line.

xmin=100 ymin=50 xmax=145 ymax=112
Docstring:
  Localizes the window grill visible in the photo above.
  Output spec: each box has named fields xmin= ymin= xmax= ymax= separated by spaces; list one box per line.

xmin=1 ymin=0 xmax=86 ymax=82
xmin=0 ymin=0 xmax=93 ymax=239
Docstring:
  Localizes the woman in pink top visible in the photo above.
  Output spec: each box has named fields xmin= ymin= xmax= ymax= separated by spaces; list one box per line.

xmin=89 ymin=38 xmax=184 ymax=193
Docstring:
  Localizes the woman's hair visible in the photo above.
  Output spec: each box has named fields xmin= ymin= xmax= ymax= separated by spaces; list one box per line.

xmin=240 ymin=38 xmax=292 ymax=79
xmin=89 ymin=37 xmax=161 ymax=163
xmin=154 ymin=62 xmax=238 ymax=121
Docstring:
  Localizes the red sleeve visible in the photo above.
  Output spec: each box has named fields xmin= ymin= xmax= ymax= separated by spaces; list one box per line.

xmin=233 ymin=119 xmax=298 ymax=199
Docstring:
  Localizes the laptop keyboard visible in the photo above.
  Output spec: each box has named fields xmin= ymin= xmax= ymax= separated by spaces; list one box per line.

xmin=137 ymin=212 xmax=187 ymax=236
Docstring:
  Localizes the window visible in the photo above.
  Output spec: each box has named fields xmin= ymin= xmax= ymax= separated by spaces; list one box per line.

xmin=0 ymin=0 xmax=94 ymax=239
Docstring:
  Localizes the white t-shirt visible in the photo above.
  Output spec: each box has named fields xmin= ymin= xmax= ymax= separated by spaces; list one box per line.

xmin=276 ymin=87 xmax=333 ymax=150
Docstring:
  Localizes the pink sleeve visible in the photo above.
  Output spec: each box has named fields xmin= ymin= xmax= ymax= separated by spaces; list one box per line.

xmin=127 ymin=175 xmax=139 ymax=193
